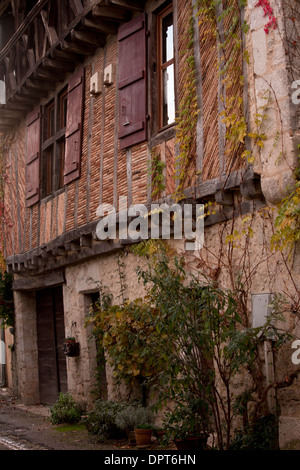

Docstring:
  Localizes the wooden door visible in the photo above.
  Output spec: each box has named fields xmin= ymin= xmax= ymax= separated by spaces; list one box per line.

xmin=36 ymin=287 xmax=67 ymax=404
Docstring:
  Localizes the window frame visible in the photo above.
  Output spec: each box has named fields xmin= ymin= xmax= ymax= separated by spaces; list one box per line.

xmin=157 ymin=3 xmax=176 ymax=132
xmin=41 ymin=86 xmax=68 ymax=198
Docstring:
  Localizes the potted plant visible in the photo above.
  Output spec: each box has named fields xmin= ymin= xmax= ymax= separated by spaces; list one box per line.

xmin=163 ymin=400 xmax=210 ymax=451
xmin=63 ymin=337 xmax=80 ymax=357
xmin=116 ymin=403 xmax=153 ymax=447
xmin=134 ymin=423 xmax=154 ymax=447
xmin=155 ymin=427 xmax=166 ymax=442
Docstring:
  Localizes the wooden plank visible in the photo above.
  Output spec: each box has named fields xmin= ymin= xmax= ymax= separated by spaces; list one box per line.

xmin=14 ymin=140 xmax=23 ymax=253
xmin=69 ymin=0 xmax=84 ymax=17
xmin=81 ymin=17 xmax=118 ymax=35
xmin=40 ymin=9 xmax=59 ymax=46
xmin=61 ymin=39 xmax=95 ymax=55
xmin=92 ymin=5 xmax=130 ymax=22
xmin=27 ymin=48 xmax=36 ymax=68
xmin=26 ymin=77 xmax=56 ymax=91
xmin=36 ymin=288 xmax=59 ymax=405
xmin=70 ymin=28 xmax=106 ymax=47
xmin=86 ymin=61 xmax=95 ymax=222
xmin=50 ymin=48 xmax=80 ymax=63
xmin=216 ymin=1 xmax=226 ymax=177
xmin=52 ymin=287 xmax=67 ymax=395
xmin=43 ymin=57 xmax=75 ymax=72
xmin=109 ymin=0 xmax=144 ymax=11
xmin=126 ymin=148 xmax=132 ymax=206
xmin=192 ymin=0 xmax=204 ymax=182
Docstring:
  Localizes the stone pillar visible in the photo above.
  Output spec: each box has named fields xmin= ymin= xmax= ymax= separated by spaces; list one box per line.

xmin=14 ymin=290 xmax=39 ymax=404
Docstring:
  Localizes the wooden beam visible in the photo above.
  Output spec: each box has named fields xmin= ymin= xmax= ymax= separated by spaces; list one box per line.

xmin=92 ymin=5 xmax=130 ymax=21
xmin=69 ymin=0 xmax=84 ymax=17
xmin=27 ymin=49 xmax=36 ymax=68
xmin=34 ymin=67 xmax=66 ymax=82
xmin=70 ymin=28 xmax=106 ymax=47
xmin=8 ymin=72 xmax=17 ymax=91
xmin=50 ymin=48 xmax=80 ymax=63
xmin=81 ymin=17 xmax=118 ymax=35
xmin=0 ymin=117 xmax=20 ymax=126
xmin=22 ymin=33 xmax=28 ymax=49
xmin=4 ymin=102 xmax=31 ymax=112
xmin=21 ymin=84 xmax=48 ymax=98
xmin=80 ymin=235 xmax=92 ymax=247
xmin=61 ymin=39 xmax=96 ymax=56
xmin=51 ymin=246 xmax=67 ymax=257
xmin=42 ymin=57 xmax=75 ymax=72
xmin=40 ymin=9 xmax=59 ymax=47
xmin=0 ymin=109 xmax=25 ymax=119
xmin=13 ymin=270 xmax=65 ymax=291
xmin=107 ymin=0 xmax=144 ymax=11
xmin=26 ymin=77 xmax=56 ymax=91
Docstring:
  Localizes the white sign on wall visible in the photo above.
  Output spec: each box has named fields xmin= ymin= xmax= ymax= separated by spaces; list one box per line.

xmin=0 ymin=80 xmax=5 ymax=105
xmin=0 ymin=339 xmax=5 ymax=365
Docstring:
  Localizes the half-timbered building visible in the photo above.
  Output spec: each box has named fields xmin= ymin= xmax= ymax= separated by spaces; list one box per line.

xmin=0 ymin=0 xmax=299 ymax=447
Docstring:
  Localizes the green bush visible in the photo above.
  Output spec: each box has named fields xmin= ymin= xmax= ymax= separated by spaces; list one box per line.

xmin=83 ymin=400 xmax=127 ymax=442
xmin=115 ymin=403 xmax=153 ymax=431
xmin=230 ymin=414 xmax=279 ymax=450
xmin=49 ymin=392 xmax=83 ymax=425
xmin=0 ymin=272 xmax=14 ymax=327
xmin=83 ymin=401 xmax=154 ymax=441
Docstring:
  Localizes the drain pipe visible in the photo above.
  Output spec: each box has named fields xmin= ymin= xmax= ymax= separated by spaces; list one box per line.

xmin=0 ymin=320 xmax=6 ymax=387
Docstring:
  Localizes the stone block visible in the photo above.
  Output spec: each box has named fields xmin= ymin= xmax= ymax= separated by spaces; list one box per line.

xmin=252 ymin=29 xmax=267 ymax=75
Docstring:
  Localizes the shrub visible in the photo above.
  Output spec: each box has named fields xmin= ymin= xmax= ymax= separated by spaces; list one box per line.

xmin=230 ymin=414 xmax=279 ymax=450
xmin=115 ymin=403 xmax=153 ymax=432
xmin=83 ymin=400 xmax=127 ymax=442
xmin=0 ymin=272 xmax=14 ymax=327
xmin=49 ymin=392 xmax=83 ymax=425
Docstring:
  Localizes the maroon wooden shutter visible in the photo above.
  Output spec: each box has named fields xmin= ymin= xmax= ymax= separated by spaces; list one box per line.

xmin=118 ymin=14 xmax=147 ymax=150
xmin=26 ymin=107 xmax=41 ymax=207
xmin=64 ymin=67 xmax=84 ymax=185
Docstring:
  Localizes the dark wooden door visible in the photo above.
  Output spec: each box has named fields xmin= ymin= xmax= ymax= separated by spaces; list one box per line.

xmin=36 ymin=287 xmax=67 ymax=404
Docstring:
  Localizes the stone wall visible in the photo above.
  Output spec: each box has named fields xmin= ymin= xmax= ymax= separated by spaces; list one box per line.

xmin=247 ymin=0 xmax=299 ymax=205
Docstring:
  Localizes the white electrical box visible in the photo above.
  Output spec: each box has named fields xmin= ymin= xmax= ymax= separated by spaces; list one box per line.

xmin=0 ymin=80 xmax=6 ymax=105
xmin=251 ymin=293 xmax=274 ymax=329
xmin=90 ymin=71 xmax=101 ymax=95
xmin=104 ymin=64 xmax=114 ymax=86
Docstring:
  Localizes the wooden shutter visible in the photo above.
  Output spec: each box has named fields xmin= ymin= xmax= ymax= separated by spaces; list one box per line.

xmin=64 ymin=67 xmax=84 ymax=185
xmin=26 ymin=107 xmax=41 ymax=207
xmin=118 ymin=14 xmax=147 ymax=150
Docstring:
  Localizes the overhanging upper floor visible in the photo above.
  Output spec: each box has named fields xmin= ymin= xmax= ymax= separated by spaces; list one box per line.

xmin=0 ymin=0 xmax=145 ymax=129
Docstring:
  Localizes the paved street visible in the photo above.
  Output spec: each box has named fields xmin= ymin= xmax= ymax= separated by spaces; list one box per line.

xmin=0 ymin=388 xmax=121 ymax=451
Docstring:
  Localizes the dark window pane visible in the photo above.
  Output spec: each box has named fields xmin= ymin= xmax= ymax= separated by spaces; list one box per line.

xmin=59 ymin=89 xmax=68 ymax=130
xmin=46 ymin=102 xmax=55 ymax=139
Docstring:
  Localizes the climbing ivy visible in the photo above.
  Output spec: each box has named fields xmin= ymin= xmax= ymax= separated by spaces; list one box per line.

xmin=174 ymin=8 xmax=198 ymax=202
xmin=148 ymin=149 xmax=166 ymax=199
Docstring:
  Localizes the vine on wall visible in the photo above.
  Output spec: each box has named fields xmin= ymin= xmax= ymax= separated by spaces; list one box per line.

xmin=174 ymin=9 xmax=198 ymax=202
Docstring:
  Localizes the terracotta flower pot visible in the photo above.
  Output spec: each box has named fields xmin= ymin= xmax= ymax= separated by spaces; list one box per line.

xmin=155 ymin=430 xmax=166 ymax=441
xmin=134 ymin=428 xmax=153 ymax=447
xmin=126 ymin=430 xmax=136 ymax=447
xmin=174 ymin=435 xmax=207 ymax=451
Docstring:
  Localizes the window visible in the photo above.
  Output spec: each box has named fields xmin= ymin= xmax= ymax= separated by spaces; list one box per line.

xmin=42 ymin=87 xmax=68 ymax=197
xmin=25 ymin=67 xmax=84 ymax=206
xmin=157 ymin=5 xmax=175 ymax=129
